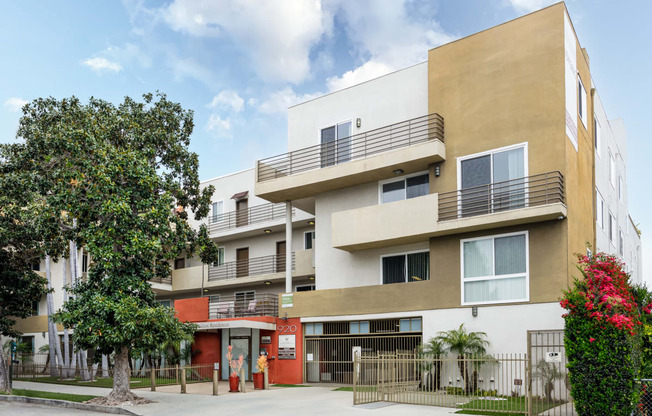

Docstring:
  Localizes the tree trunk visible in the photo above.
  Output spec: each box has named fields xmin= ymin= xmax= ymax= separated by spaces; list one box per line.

xmin=0 ymin=352 xmax=10 ymax=394
xmin=62 ymin=257 xmax=72 ymax=378
xmin=45 ymin=255 xmax=64 ymax=378
xmin=107 ymin=346 xmax=139 ymax=402
xmin=70 ymin=241 xmax=90 ymax=381
xmin=101 ymin=355 xmax=109 ymax=378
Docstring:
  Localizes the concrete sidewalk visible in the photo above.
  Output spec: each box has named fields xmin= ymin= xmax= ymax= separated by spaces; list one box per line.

xmin=13 ymin=381 xmax=461 ymax=416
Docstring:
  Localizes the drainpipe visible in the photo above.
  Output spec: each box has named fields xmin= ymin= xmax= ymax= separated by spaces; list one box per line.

xmin=285 ymin=201 xmax=293 ymax=293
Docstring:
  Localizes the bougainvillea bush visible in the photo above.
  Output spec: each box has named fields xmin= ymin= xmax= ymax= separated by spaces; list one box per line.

xmin=561 ymin=253 xmax=650 ymax=416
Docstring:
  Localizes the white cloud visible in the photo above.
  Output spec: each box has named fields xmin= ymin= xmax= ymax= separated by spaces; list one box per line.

xmin=167 ymin=55 xmax=216 ymax=86
xmin=257 ymin=87 xmax=323 ymax=115
xmin=506 ymin=0 xmax=558 ymax=13
xmin=105 ymin=43 xmax=152 ymax=68
xmin=81 ymin=57 xmax=123 ymax=74
xmin=325 ymin=0 xmax=455 ymax=92
xmin=206 ymin=114 xmax=231 ymax=137
xmin=208 ymin=90 xmax=245 ymax=113
xmin=161 ymin=0 xmax=332 ymax=84
xmin=4 ymin=97 xmax=28 ymax=112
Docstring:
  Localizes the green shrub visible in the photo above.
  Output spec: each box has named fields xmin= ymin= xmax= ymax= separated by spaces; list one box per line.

xmin=561 ymin=253 xmax=648 ymax=416
xmin=446 ymin=386 xmax=465 ymax=396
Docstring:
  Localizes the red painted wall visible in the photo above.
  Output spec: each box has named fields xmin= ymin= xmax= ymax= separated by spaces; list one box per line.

xmin=175 ymin=297 xmax=208 ymax=322
xmin=261 ymin=317 xmax=303 ymax=385
xmin=191 ymin=332 xmax=220 ymax=378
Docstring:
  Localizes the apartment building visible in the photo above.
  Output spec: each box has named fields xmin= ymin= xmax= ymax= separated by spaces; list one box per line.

xmin=7 ymin=3 xmax=641 ymax=386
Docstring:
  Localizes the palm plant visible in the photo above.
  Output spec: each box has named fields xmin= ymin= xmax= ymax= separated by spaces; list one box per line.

xmin=533 ymin=359 xmax=564 ymax=401
xmin=436 ymin=324 xmax=490 ymax=394
xmin=419 ymin=338 xmax=445 ymax=390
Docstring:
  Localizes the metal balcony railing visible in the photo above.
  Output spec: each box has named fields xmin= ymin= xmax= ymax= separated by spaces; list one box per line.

xmin=207 ymin=253 xmax=296 ymax=282
xmin=208 ymin=293 xmax=279 ymax=319
xmin=149 ymin=276 xmax=172 ymax=285
xmin=437 ymin=171 xmax=565 ymax=222
xmin=207 ymin=203 xmax=295 ymax=234
xmin=257 ymin=113 xmax=445 ymax=182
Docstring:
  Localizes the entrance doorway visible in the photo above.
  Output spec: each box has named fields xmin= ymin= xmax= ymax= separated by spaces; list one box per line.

xmin=229 ymin=334 xmax=252 ymax=381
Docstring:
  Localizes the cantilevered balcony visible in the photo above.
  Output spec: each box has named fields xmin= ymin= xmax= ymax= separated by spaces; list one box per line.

xmin=255 ymin=113 xmax=445 ymax=202
xmin=208 ymin=293 xmax=278 ymax=319
xmin=207 ymin=202 xmax=296 ymax=239
xmin=332 ymin=172 xmax=565 ymax=251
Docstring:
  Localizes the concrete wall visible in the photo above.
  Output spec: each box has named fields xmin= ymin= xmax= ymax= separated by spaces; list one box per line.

xmin=288 ymin=62 xmax=428 ymax=152
xmin=594 ymin=91 xmax=642 ymax=282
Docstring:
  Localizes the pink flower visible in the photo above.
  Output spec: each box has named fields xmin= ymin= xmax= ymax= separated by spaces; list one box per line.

xmin=589 ymin=338 xmax=596 ymax=343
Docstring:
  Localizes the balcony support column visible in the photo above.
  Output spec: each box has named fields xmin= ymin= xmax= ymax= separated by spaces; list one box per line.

xmin=285 ymin=201 xmax=293 ymax=293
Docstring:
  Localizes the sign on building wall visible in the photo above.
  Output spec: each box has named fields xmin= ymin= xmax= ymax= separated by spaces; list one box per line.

xmin=281 ymin=294 xmax=293 ymax=308
xmin=564 ymin=12 xmax=578 ymax=152
xmin=278 ymin=334 xmax=296 ymax=360
xmin=261 ymin=336 xmax=271 ymax=344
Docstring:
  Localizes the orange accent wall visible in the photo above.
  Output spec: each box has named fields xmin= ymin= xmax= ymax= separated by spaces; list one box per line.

xmin=263 ymin=317 xmax=303 ymax=385
xmin=192 ymin=332 xmax=220 ymax=378
xmin=175 ymin=297 xmax=208 ymax=322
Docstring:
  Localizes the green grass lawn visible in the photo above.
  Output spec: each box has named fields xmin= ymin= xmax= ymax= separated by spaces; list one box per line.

xmin=456 ymin=397 xmax=562 ymax=416
xmin=0 ymin=388 xmax=98 ymax=403
xmin=333 ymin=386 xmax=377 ymax=392
xmin=15 ymin=374 xmax=209 ymax=389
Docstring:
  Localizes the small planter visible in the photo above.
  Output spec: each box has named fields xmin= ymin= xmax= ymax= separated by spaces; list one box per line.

xmin=253 ymin=372 xmax=264 ymax=389
xmin=229 ymin=374 xmax=240 ymax=392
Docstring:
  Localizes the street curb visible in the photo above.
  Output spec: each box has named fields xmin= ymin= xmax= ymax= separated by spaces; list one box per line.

xmin=0 ymin=394 xmax=140 ymax=415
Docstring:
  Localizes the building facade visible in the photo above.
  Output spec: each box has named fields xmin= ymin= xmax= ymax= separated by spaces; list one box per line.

xmin=6 ymin=3 xmax=642 ymax=386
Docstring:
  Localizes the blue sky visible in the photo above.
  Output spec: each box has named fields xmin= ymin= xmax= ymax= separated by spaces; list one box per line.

xmin=1 ymin=0 xmax=651 ymax=283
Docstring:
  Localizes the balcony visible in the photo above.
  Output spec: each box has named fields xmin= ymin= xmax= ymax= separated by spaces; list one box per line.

xmin=208 ymin=293 xmax=278 ymax=319
xmin=208 ymin=253 xmax=294 ymax=282
xmin=332 ymin=172 xmax=566 ymax=251
xmin=207 ymin=202 xmax=296 ymax=239
xmin=255 ymin=113 xmax=445 ymax=202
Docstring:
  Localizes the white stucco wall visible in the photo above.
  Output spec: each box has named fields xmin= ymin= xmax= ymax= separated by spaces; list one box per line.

xmin=287 ymin=62 xmax=428 ymax=152
xmin=593 ymin=91 xmax=642 ymax=283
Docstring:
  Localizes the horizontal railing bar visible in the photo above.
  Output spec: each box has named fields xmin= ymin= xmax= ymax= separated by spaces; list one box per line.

xmin=207 ymin=253 xmax=296 ymax=281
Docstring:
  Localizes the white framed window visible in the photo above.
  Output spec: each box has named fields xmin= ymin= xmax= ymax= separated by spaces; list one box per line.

xmin=619 ymin=229 xmax=624 ymax=256
xmin=381 ymin=250 xmax=430 ymax=284
xmin=304 ymin=231 xmax=315 ymax=250
xmin=212 ymin=247 xmax=225 ymax=267
xmin=321 ymin=120 xmax=352 ymax=167
xmin=399 ymin=318 xmax=422 ymax=332
xmin=295 ymin=284 xmax=315 ymax=292
xmin=461 ymin=231 xmax=529 ymax=305
xmin=618 ymin=175 xmax=623 ymax=203
xmin=350 ymin=321 xmax=370 ymax=334
xmin=594 ymin=117 xmax=601 ymax=157
xmin=457 ymin=143 xmax=528 ymax=217
xmin=596 ymin=190 xmax=604 ymax=229
xmin=609 ymin=151 xmax=616 ymax=188
xmin=305 ymin=323 xmax=323 ymax=335
xmin=157 ymin=299 xmax=172 ymax=308
xmin=379 ymin=171 xmax=429 ymax=204
xmin=211 ymin=201 xmax=224 ymax=223
xmin=609 ymin=213 xmax=616 ymax=243
xmin=578 ymin=77 xmax=587 ymax=127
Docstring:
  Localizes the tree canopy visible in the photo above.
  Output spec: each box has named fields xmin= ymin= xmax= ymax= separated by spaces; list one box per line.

xmin=1 ymin=93 xmax=219 ymax=402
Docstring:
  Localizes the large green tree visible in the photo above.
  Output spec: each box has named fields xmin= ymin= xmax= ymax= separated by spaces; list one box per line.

xmin=0 ymin=163 xmax=54 ymax=393
xmin=2 ymin=93 xmax=219 ymax=404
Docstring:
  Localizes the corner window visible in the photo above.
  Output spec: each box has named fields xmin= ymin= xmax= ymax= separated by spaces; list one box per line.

xmin=305 ymin=323 xmax=323 ymax=336
xmin=212 ymin=247 xmax=225 ymax=267
xmin=31 ymin=262 xmax=40 ymax=272
xmin=321 ymin=121 xmax=352 ymax=167
xmin=304 ymin=231 xmax=315 ymax=250
xmin=350 ymin=321 xmax=370 ymax=334
xmin=399 ymin=318 xmax=422 ymax=332
xmin=382 ymin=251 xmax=429 ymax=284
xmin=619 ymin=229 xmax=624 ymax=256
xmin=462 ymin=232 xmax=528 ymax=305
xmin=618 ymin=176 xmax=623 ymax=203
xmin=578 ymin=77 xmax=587 ymax=127
xmin=157 ymin=300 xmax=172 ymax=308
xmin=609 ymin=213 xmax=616 ymax=243
xmin=380 ymin=172 xmax=429 ymax=204
xmin=82 ymin=253 xmax=88 ymax=273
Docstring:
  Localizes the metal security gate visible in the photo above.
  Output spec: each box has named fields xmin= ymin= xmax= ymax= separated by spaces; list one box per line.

xmin=304 ymin=334 xmax=422 ymax=384
xmin=527 ymin=330 xmax=576 ymax=415
xmin=354 ymin=353 xmax=529 ymax=412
